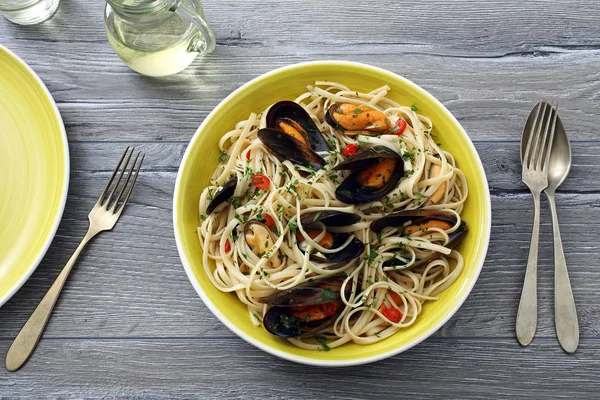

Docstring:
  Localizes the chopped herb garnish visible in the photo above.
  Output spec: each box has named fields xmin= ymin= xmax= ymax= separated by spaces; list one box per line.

xmin=313 ymin=211 xmax=322 ymax=222
xmin=411 ymin=104 xmax=419 ymax=111
xmin=289 ymin=220 xmax=298 ymax=234
xmin=315 ymin=335 xmax=330 ymax=351
xmin=218 ymin=152 xmax=230 ymax=162
xmin=402 ymin=151 xmax=415 ymax=161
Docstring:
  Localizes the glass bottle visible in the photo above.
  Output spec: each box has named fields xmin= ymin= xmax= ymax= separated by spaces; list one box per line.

xmin=104 ymin=0 xmax=215 ymax=77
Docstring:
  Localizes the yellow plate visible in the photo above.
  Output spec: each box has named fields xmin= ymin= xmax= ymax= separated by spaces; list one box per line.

xmin=0 ymin=45 xmax=69 ymax=307
xmin=174 ymin=61 xmax=491 ymax=366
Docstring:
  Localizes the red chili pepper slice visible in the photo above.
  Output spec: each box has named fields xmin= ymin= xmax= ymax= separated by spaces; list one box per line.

xmin=342 ymin=143 xmax=358 ymax=157
xmin=251 ymin=174 xmax=270 ymax=190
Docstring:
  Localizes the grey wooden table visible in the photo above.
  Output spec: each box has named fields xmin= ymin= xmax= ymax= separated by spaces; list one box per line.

xmin=1 ymin=0 xmax=599 ymax=398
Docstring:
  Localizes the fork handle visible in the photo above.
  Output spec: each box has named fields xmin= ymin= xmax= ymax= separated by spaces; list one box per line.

xmin=5 ymin=229 xmax=98 ymax=372
xmin=547 ymin=191 xmax=579 ymax=353
xmin=516 ymin=189 xmax=541 ymax=346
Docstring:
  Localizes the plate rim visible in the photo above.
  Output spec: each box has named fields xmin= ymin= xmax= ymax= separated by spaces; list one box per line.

xmin=173 ymin=60 xmax=491 ymax=366
xmin=0 ymin=44 xmax=70 ymax=308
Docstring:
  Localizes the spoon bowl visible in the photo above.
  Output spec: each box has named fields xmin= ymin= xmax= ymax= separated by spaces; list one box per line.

xmin=546 ymin=116 xmax=571 ymax=191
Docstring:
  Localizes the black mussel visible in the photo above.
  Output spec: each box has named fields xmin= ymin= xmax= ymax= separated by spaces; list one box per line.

xmin=258 ymin=128 xmax=326 ymax=171
xmin=206 ymin=177 xmax=237 ymax=214
xmin=300 ymin=210 xmax=361 ymax=227
xmin=297 ymin=229 xmax=365 ymax=263
xmin=267 ymin=101 xmax=330 ymax=152
xmin=371 ymin=211 xmax=467 ymax=269
xmin=262 ymin=275 xmax=350 ymax=338
xmin=334 ymin=146 xmax=404 ymax=204
xmin=370 ymin=210 xmax=456 ymax=233
xmin=325 ymin=103 xmax=393 ymax=135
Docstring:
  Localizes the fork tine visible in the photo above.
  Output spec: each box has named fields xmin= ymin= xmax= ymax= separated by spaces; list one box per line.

xmin=103 ymin=147 xmax=135 ymax=207
xmin=530 ymin=102 xmax=552 ymax=170
xmin=535 ymin=101 xmax=558 ymax=170
xmin=540 ymin=101 xmax=559 ymax=172
xmin=523 ymin=102 xmax=544 ymax=169
xmin=533 ymin=102 xmax=553 ymax=170
xmin=117 ymin=152 xmax=144 ymax=216
xmin=109 ymin=151 xmax=141 ymax=211
xmin=97 ymin=147 xmax=131 ymax=205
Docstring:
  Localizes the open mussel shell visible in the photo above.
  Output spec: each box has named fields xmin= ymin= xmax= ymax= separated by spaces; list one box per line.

xmin=303 ymin=233 xmax=365 ymax=263
xmin=325 ymin=103 xmax=392 ymax=135
xmin=333 ymin=145 xmax=400 ymax=171
xmin=383 ymin=221 xmax=467 ymax=269
xmin=334 ymin=146 xmax=404 ymax=204
xmin=262 ymin=275 xmax=350 ymax=338
xmin=300 ymin=210 xmax=361 ymax=227
xmin=370 ymin=210 xmax=456 ymax=233
xmin=206 ymin=177 xmax=237 ymax=214
xmin=266 ymin=101 xmax=330 ymax=152
xmin=258 ymin=128 xmax=326 ymax=171
xmin=372 ymin=211 xmax=468 ymax=269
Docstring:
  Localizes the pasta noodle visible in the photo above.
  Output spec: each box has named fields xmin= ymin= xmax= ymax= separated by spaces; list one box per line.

xmin=197 ymin=82 xmax=468 ymax=350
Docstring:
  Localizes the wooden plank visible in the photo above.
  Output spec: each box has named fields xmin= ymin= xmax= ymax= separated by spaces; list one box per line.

xmin=3 ymin=0 xmax=600 ymax=57
xmin=2 ymin=45 xmax=598 ymax=143
xmin=1 ymin=143 xmax=598 ymax=339
xmin=0 ymin=3 xmax=598 ymax=142
xmin=0 ymin=338 xmax=598 ymax=398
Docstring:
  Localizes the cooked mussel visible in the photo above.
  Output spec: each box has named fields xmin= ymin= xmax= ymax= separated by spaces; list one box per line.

xmin=244 ymin=220 xmax=280 ymax=267
xmin=297 ymin=229 xmax=365 ymax=263
xmin=325 ymin=103 xmax=393 ymax=135
xmin=370 ymin=210 xmax=467 ymax=268
xmin=334 ymin=146 xmax=404 ymax=204
xmin=257 ymin=128 xmax=326 ymax=171
xmin=266 ymin=101 xmax=330 ymax=151
xmin=206 ymin=177 xmax=237 ymax=214
xmin=262 ymin=274 xmax=350 ymax=338
xmin=424 ymin=162 xmax=446 ymax=206
xmin=300 ymin=210 xmax=361 ymax=227
xmin=297 ymin=211 xmax=364 ymax=263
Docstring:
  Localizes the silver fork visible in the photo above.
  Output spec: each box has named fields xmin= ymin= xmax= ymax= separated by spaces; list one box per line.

xmin=5 ymin=147 xmax=144 ymax=372
xmin=516 ymin=101 xmax=558 ymax=346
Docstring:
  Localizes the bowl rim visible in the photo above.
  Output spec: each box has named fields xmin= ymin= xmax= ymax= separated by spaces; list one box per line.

xmin=173 ymin=60 xmax=491 ymax=366
xmin=0 ymin=44 xmax=70 ymax=308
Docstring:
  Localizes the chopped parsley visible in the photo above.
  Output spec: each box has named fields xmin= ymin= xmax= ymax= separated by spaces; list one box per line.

xmin=218 ymin=152 xmax=230 ymax=162
xmin=315 ymin=335 xmax=331 ymax=351
xmin=289 ymin=220 xmax=298 ymax=235
xmin=411 ymin=104 xmax=419 ymax=111
xmin=402 ymin=151 xmax=415 ymax=161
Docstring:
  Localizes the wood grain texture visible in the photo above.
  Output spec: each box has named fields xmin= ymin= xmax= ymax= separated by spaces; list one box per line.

xmin=0 ymin=1 xmax=599 ymax=142
xmin=0 ymin=338 xmax=599 ymax=398
xmin=1 ymin=0 xmax=599 ymax=397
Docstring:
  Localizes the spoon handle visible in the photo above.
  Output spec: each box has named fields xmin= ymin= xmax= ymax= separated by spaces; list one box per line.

xmin=516 ymin=189 xmax=541 ymax=346
xmin=547 ymin=191 xmax=579 ymax=353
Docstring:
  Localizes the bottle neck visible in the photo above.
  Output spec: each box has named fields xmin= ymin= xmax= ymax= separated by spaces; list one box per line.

xmin=106 ymin=0 xmax=178 ymax=20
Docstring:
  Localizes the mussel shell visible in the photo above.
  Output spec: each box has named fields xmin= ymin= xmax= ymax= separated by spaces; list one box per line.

xmin=258 ymin=128 xmax=326 ymax=171
xmin=206 ymin=177 xmax=237 ymax=214
xmin=370 ymin=210 xmax=457 ymax=233
xmin=333 ymin=145 xmax=400 ymax=171
xmin=266 ymin=101 xmax=330 ymax=152
xmin=262 ymin=274 xmax=351 ymax=338
xmin=382 ymin=221 xmax=468 ymax=269
xmin=303 ymin=233 xmax=365 ymax=263
xmin=335 ymin=162 xmax=404 ymax=204
xmin=262 ymin=274 xmax=347 ymax=307
xmin=300 ymin=210 xmax=361 ymax=227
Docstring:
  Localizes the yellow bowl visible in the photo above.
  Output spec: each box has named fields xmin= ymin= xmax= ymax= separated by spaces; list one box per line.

xmin=174 ymin=61 xmax=491 ymax=366
xmin=0 ymin=45 xmax=69 ymax=307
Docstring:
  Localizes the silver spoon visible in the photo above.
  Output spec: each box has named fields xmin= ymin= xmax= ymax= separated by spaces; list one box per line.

xmin=544 ymin=110 xmax=579 ymax=353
